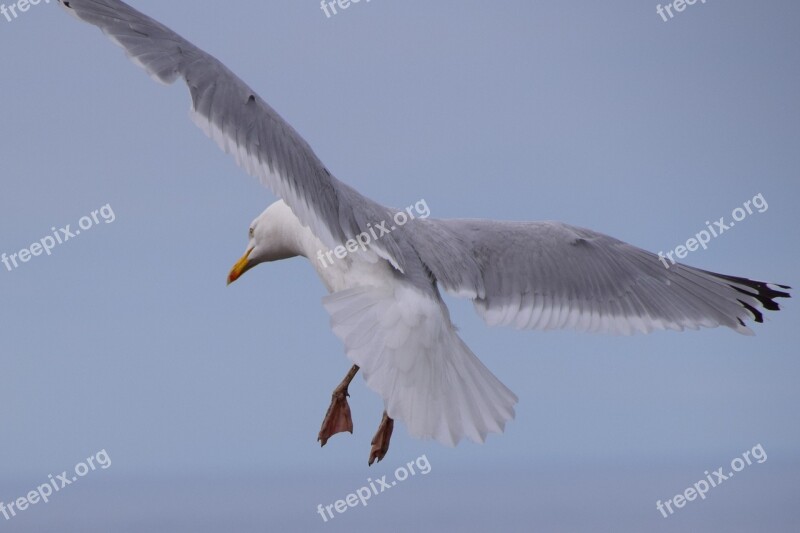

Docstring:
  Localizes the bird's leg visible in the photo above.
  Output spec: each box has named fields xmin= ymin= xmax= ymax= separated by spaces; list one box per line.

xmin=368 ymin=411 xmax=394 ymax=466
xmin=318 ymin=364 xmax=360 ymax=446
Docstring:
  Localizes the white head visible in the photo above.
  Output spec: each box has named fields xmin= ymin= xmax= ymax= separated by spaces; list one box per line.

xmin=227 ymin=200 xmax=309 ymax=285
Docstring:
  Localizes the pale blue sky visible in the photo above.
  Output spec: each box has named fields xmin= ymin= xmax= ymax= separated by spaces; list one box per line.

xmin=1 ymin=1 xmax=798 ymax=531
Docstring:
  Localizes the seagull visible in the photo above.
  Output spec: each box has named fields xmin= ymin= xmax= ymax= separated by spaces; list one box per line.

xmin=59 ymin=0 xmax=791 ymax=465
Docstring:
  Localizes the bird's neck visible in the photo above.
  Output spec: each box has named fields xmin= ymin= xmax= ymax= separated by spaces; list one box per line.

xmin=294 ymin=226 xmax=327 ymax=262
xmin=272 ymin=206 xmax=350 ymax=292
xmin=280 ymin=215 xmax=327 ymax=263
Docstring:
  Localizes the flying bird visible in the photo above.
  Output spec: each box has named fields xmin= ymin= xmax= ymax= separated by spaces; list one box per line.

xmin=58 ymin=0 xmax=791 ymax=465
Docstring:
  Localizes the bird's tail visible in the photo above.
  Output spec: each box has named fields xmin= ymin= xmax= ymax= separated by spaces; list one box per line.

xmin=323 ymin=285 xmax=517 ymax=447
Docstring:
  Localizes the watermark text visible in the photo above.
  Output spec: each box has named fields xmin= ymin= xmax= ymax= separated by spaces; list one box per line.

xmin=656 ymin=443 xmax=766 ymax=518
xmin=320 ymin=0 xmax=372 ymax=19
xmin=656 ymin=0 xmax=707 ymax=22
xmin=1 ymin=449 xmax=111 ymax=521
xmin=1 ymin=0 xmax=51 ymax=24
xmin=317 ymin=199 xmax=429 ymax=268
xmin=316 ymin=453 xmax=431 ymax=522
xmin=2 ymin=203 xmax=116 ymax=272
xmin=658 ymin=193 xmax=767 ymax=269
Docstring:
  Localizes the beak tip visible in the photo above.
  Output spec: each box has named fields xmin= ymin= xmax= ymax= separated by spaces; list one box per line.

xmin=227 ymin=247 xmax=253 ymax=287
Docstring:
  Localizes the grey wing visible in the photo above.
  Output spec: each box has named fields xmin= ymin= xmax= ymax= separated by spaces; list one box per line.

xmin=58 ymin=0 xmax=405 ymax=270
xmin=409 ymin=218 xmax=790 ymax=335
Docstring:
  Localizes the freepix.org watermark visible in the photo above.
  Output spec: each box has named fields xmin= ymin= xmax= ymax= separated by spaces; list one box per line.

xmin=2 ymin=203 xmax=116 ymax=272
xmin=1 ymin=449 xmax=111 ymax=522
xmin=316 ymin=453 xmax=431 ymax=523
xmin=320 ymin=0 xmax=372 ymax=19
xmin=656 ymin=443 xmax=767 ymax=518
xmin=656 ymin=0 xmax=707 ymax=22
xmin=316 ymin=199 xmax=430 ymax=269
xmin=1 ymin=0 xmax=51 ymax=23
xmin=658 ymin=193 xmax=767 ymax=269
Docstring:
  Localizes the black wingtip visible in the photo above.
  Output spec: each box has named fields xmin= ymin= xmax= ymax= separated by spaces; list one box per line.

xmin=702 ymin=270 xmax=791 ymax=315
xmin=737 ymin=299 xmax=764 ymax=323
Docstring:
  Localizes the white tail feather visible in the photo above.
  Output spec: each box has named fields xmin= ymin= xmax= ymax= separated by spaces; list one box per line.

xmin=323 ymin=286 xmax=517 ymax=446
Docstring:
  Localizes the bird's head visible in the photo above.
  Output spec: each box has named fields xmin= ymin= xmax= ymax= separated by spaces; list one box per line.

xmin=227 ymin=200 xmax=303 ymax=285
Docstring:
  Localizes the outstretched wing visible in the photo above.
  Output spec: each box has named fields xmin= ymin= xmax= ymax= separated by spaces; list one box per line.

xmin=409 ymin=218 xmax=790 ymax=335
xmin=58 ymin=0 xmax=406 ymax=271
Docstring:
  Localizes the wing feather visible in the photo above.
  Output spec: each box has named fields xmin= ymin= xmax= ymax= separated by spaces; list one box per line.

xmin=409 ymin=218 xmax=790 ymax=336
xmin=59 ymin=0 xmax=407 ymax=271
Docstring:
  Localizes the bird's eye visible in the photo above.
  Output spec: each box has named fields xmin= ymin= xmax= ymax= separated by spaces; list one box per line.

xmin=249 ymin=227 xmax=255 ymax=238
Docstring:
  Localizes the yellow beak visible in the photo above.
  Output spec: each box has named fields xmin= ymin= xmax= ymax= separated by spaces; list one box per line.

xmin=227 ymin=247 xmax=254 ymax=285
